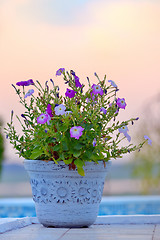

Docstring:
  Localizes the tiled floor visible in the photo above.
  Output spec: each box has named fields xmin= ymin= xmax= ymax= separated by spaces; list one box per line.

xmin=0 ymin=224 xmax=160 ymax=240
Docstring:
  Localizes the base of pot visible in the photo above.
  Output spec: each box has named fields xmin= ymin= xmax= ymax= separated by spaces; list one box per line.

xmin=36 ymin=204 xmax=98 ymax=228
xmin=42 ymin=221 xmax=94 ymax=228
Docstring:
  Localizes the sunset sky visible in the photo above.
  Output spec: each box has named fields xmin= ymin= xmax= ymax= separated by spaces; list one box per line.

xmin=0 ymin=0 xmax=160 ymax=161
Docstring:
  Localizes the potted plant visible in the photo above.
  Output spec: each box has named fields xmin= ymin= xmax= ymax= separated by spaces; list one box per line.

xmin=5 ymin=68 xmax=151 ymax=228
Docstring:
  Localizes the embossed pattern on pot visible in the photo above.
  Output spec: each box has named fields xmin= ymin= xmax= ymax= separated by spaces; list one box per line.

xmin=30 ymin=178 xmax=104 ymax=204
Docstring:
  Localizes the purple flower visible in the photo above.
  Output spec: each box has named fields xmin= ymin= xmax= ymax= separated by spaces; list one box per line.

xmin=116 ymin=98 xmax=127 ymax=109
xmin=37 ymin=113 xmax=49 ymax=124
xmin=90 ymin=92 xmax=98 ymax=104
xmin=56 ymin=68 xmax=65 ymax=76
xmin=119 ymin=126 xmax=128 ymax=134
xmin=16 ymin=79 xmax=34 ymax=86
xmin=118 ymin=126 xmax=131 ymax=142
xmin=115 ymin=110 xmax=119 ymax=114
xmin=86 ymin=98 xmax=90 ymax=103
xmin=27 ymin=79 xmax=34 ymax=85
xmin=91 ymin=84 xmax=103 ymax=96
xmin=108 ymin=80 xmax=118 ymax=88
xmin=74 ymin=75 xmax=82 ymax=88
xmin=70 ymin=70 xmax=76 ymax=76
xmin=21 ymin=114 xmax=29 ymax=124
xmin=70 ymin=126 xmax=84 ymax=140
xmin=93 ymin=138 xmax=96 ymax=147
xmin=24 ymin=89 xmax=34 ymax=98
xmin=65 ymin=88 xmax=77 ymax=98
xmin=54 ymin=104 xmax=66 ymax=116
xmin=125 ymin=134 xmax=131 ymax=142
xmin=46 ymin=104 xmax=53 ymax=117
xmin=144 ymin=135 xmax=152 ymax=145
xmin=100 ymin=107 xmax=107 ymax=114
xmin=46 ymin=115 xmax=51 ymax=125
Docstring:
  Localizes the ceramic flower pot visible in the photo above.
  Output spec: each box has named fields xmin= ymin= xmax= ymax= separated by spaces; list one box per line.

xmin=23 ymin=159 xmax=111 ymax=228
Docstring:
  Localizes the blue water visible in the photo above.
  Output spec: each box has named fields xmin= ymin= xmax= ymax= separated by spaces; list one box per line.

xmin=1 ymin=196 xmax=160 ymax=218
xmin=99 ymin=196 xmax=160 ymax=215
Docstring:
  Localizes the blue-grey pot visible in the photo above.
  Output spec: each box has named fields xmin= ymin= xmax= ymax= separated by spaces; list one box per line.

xmin=24 ymin=160 xmax=111 ymax=228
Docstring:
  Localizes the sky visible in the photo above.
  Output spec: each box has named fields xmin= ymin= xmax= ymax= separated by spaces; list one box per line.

xmin=0 ymin=0 xmax=160 ymax=162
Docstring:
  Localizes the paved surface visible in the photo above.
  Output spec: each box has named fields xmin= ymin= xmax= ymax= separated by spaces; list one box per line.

xmin=0 ymin=223 xmax=160 ymax=240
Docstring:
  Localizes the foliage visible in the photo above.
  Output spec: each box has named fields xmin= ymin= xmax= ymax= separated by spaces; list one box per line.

xmin=4 ymin=69 xmax=150 ymax=175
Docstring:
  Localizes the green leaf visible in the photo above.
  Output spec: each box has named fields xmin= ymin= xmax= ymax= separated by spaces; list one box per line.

xmin=73 ymin=143 xmax=84 ymax=150
xmin=53 ymin=145 xmax=60 ymax=151
xmin=91 ymin=153 xmax=102 ymax=161
xmin=59 ymin=152 xmax=65 ymax=160
xmin=77 ymin=167 xmax=85 ymax=176
xmin=85 ymin=150 xmax=93 ymax=159
xmin=81 ymin=151 xmax=91 ymax=161
xmin=30 ymin=148 xmax=44 ymax=159
xmin=73 ymin=150 xmax=81 ymax=158
xmin=98 ymin=152 xmax=104 ymax=159
xmin=62 ymin=140 xmax=69 ymax=151
xmin=74 ymin=159 xmax=84 ymax=168
xmin=63 ymin=159 xmax=73 ymax=164
xmin=84 ymin=123 xmax=93 ymax=131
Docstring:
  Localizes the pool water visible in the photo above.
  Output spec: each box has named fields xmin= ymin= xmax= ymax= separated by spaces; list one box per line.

xmin=99 ymin=196 xmax=160 ymax=215
xmin=0 ymin=196 xmax=160 ymax=218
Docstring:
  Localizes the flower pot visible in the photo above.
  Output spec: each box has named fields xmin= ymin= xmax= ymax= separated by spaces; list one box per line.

xmin=23 ymin=159 xmax=111 ymax=228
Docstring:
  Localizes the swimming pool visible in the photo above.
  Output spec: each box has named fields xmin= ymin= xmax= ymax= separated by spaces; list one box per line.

xmin=0 ymin=196 xmax=160 ymax=218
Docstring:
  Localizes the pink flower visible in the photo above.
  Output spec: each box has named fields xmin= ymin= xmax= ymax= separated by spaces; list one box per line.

xmin=65 ymin=88 xmax=77 ymax=98
xmin=116 ymin=98 xmax=127 ymax=109
xmin=91 ymin=84 xmax=103 ymax=96
xmin=70 ymin=126 xmax=84 ymax=139
xmin=37 ymin=113 xmax=49 ymax=124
